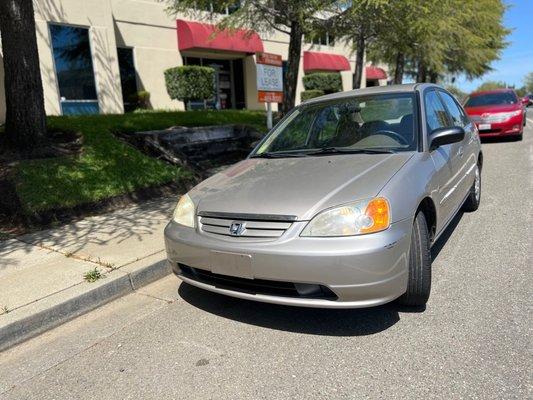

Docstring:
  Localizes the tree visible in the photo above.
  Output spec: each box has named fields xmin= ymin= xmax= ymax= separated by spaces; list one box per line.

xmin=165 ymin=1 xmax=338 ymax=114
xmin=330 ymin=0 xmax=389 ymax=88
xmin=368 ymin=0 xmax=509 ymax=84
xmin=475 ymin=80 xmax=507 ymax=91
xmin=164 ymin=65 xmax=215 ymax=108
xmin=524 ymin=72 xmax=533 ymax=94
xmin=445 ymin=85 xmax=467 ymax=102
xmin=0 ymin=0 xmax=47 ymax=149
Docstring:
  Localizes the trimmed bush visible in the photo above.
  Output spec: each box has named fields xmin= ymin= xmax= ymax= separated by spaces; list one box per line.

xmin=301 ymin=90 xmax=325 ymax=101
xmin=302 ymin=72 xmax=342 ymax=93
xmin=128 ymin=90 xmax=151 ymax=110
xmin=164 ymin=66 xmax=215 ymax=103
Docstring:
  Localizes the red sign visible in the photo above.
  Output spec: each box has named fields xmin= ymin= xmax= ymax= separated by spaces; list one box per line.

xmin=256 ymin=52 xmax=283 ymax=103
xmin=258 ymin=91 xmax=283 ymax=103
xmin=256 ymin=52 xmax=283 ymax=67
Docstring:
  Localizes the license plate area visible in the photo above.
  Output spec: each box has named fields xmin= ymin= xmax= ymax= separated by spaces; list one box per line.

xmin=478 ymin=123 xmax=491 ymax=131
xmin=209 ymin=251 xmax=253 ymax=279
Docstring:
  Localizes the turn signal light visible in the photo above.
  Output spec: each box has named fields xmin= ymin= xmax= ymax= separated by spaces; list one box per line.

xmin=360 ymin=197 xmax=390 ymax=234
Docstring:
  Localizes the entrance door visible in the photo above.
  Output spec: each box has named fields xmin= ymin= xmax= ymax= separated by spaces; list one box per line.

xmin=183 ymin=57 xmax=245 ymax=110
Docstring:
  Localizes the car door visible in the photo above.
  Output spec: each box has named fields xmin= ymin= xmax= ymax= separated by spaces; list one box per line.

xmin=437 ymin=90 xmax=478 ymax=206
xmin=424 ymin=89 xmax=456 ymax=230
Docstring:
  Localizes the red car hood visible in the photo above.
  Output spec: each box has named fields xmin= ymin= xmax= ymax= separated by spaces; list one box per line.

xmin=465 ymin=104 xmax=521 ymax=116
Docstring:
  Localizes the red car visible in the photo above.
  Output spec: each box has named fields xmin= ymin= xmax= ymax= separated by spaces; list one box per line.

xmin=464 ymin=89 xmax=526 ymax=140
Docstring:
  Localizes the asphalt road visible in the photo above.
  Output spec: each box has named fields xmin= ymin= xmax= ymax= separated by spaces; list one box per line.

xmin=1 ymin=123 xmax=532 ymax=400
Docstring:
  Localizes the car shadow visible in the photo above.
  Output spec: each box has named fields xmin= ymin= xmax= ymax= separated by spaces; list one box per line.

xmin=431 ymin=210 xmax=464 ymax=261
xmin=480 ymin=136 xmax=520 ymax=144
xmin=178 ymin=282 xmax=409 ymax=336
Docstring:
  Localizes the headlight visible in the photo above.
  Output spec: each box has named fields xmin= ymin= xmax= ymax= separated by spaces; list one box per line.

xmin=172 ymin=194 xmax=195 ymax=227
xmin=301 ymin=198 xmax=390 ymax=237
xmin=484 ymin=110 xmax=522 ymax=122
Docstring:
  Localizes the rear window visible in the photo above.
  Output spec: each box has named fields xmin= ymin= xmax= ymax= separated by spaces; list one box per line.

xmin=465 ymin=92 xmax=518 ymax=107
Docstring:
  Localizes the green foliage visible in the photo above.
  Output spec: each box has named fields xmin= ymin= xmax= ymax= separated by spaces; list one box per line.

xmin=476 ymin=81 xmax=507 ymax=92
xmin=301 ymin=90 xmax=325 ymax=101
xmin=84 ymin=268 xmax=102 ymax=283
xmin=302 ymin=73 xmax=342 ymax=93
xmin=445 ymin=85 xmax=467 ymax=102
xmin=164 ymin=66 xmax=215 ymax=102
xmin=524 ymin=72 xmax=533 ymax=93
xmin=128 ymin=90 xmax=151 ymax=110
xmin=14 ymin=110 xmax=266 ymax=214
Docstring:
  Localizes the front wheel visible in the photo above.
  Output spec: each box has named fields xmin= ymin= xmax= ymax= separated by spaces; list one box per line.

xmin=463 ymin=164 xmax=481 ymax=212
xmin=397 ymin=212 xmax=432 ymax=307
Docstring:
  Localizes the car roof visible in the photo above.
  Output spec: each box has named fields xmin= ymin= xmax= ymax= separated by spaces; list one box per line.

xmin=301 ymin=83 xmax=439 ymax=105
xmin=469 ymin=88 xmax=516 ymax=97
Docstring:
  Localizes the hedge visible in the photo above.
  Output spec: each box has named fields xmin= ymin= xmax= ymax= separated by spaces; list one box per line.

xmin=301 ymin=90 xmax=325 ymax=101
xmin=164 ymin=66 xmax=215 ymax=102
xmin=302 ymin=72 xmax=342 ymax=93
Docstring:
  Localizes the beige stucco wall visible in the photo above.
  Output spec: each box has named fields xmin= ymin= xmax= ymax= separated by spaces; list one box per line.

xmin=33 ymin=0 xmax=123 ymax=116
xmin=0 ymin=0 xmax=387 ymax=123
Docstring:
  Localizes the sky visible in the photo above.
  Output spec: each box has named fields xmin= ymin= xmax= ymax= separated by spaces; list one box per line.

xmin=455 ymin=0 xmax=533 ymax=92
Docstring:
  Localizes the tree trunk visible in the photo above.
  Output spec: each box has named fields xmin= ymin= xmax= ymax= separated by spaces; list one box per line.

xmin=281 ymin=20 xmax=303 ymax=115
xmin=353 ymin=35 xmax=365 ymax=89
xmin=417 ymin=62 xmax=427 ymax=83
xmin=393 ymin=52 xmax=404 ymax=84
xmin=429 ymin=71 xmax=438 ymax=83
xmin=0 ymin=0 xmax=47 ymax=149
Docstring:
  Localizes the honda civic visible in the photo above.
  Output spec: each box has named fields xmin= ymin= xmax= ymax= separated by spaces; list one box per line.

xmin=164 ymin=83 xmax=482 ymax=308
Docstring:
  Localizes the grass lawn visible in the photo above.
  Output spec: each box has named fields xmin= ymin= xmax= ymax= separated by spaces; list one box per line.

xmin=12 ymin=110 xmax=266 ymax=215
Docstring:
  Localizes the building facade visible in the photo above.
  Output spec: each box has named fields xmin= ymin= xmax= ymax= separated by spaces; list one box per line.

xmin=0 ymin=0 xmax=388 ymax=123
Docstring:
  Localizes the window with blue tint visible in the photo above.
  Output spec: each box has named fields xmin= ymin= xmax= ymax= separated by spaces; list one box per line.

xmin=49 ymin=24 xmax=99 ymax=115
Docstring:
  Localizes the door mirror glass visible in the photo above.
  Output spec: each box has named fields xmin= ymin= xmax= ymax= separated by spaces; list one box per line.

xmin=429 ymin=127 xmax=465 ymax=150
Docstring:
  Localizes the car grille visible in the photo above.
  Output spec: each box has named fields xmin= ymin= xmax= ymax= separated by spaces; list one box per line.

xmin=179 ymin=265 xmax=338 ymax=300
xmin=199 ymin=213 xmax=294 ymax=239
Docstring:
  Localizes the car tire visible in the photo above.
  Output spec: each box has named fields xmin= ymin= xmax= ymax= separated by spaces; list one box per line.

xmin=463 ymin=164 xmax=481 ymax=212
xmin=397 ymin=212 xmax=431 ymax=307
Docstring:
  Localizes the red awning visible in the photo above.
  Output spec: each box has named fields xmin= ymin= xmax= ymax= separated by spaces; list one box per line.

xmin=177 ymin=19 xmax=263 ymax=54
xmin=365 ymin=66 xmax=387 ymax=80
xmin=303 ymin=51 xmax=351 ymax=72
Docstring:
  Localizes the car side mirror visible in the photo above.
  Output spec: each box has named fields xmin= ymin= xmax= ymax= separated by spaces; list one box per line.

xmin=521 ymin=97 xmax=530 ymax=106
xmin=429 ymin=127 xmax=465 ymax=150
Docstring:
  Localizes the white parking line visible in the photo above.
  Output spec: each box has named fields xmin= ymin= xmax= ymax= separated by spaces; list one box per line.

xmin=527 ymin=118 xmax=533 ymax=125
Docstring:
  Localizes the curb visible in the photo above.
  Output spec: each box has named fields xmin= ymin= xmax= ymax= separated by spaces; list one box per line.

xmin=0 ymin=254 xmax=171 ymax=352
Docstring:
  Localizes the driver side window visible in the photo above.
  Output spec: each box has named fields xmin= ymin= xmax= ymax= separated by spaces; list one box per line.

xmin=425 ymin=90 xmax=451 ymax=133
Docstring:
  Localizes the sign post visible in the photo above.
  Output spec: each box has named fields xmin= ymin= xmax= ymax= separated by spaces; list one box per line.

xmin=256 ymin=52 xmax=283 ymax=130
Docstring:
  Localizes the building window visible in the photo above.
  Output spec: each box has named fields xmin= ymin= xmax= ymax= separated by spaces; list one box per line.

xmin=196 ymin=1 xmax=240 ymax=15
xmin=49 ymin=24 xmax=99 ymax=115
xmin=306 ymin=32 xmax=335 ymax=47
xmin=117 ymin=48 xmax=138 ymax=112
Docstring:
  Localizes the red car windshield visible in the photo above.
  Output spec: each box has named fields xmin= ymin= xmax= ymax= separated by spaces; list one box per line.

xmin=465 ymin=92 xmax=518 ymax=107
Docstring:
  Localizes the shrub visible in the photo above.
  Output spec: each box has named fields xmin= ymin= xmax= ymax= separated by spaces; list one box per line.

xmin=302 ymin=72 xmax=342 ymax=93
xmin=301 ymin=90 xmax=325 ymax=101
xmin=128 ymin=90 xmax=151 ymax=110
xmin=164 ymin=66 xmax=215 ymax=104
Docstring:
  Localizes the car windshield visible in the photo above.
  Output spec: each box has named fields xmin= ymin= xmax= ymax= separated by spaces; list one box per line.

xmin=253 ymin=93 xmax=417 ymax=156
xmin=465 ymin=92 xmax=518 ymax=107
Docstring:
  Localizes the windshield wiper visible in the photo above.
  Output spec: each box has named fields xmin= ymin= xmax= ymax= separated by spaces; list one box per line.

xmin=305 ymin=147 xmax=396 ymax=156
xmin=250 ymin=152 xmax=310 ymax=159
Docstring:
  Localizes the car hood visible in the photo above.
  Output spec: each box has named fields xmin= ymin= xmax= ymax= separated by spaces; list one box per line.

xmin=465 ymin=104 xmax=521 ymax=116
xmin=190 ymin=153 xmax=414 ymax=221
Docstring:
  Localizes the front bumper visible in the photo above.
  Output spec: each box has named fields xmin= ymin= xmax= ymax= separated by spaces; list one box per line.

xmin=474 ymin=116 xmax=523 ymax=137
xmin=164 ymin=218 xmax=412 ymax=308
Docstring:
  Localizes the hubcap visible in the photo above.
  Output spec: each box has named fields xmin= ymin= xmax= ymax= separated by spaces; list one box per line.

xmin=474 ymin=167 xmax=481 ymax=202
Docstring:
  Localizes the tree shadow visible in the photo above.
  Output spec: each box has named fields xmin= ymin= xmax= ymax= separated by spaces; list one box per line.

xmin=178 ymin=282 xmax=407 ymax=336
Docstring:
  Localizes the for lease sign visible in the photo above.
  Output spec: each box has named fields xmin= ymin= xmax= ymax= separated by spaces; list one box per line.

xmin=256 ymin=52 xmax=283 ymax=103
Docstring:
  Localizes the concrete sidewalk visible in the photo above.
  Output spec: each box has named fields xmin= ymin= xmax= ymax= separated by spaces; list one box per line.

xmin=0 ymin=196 xmax=177 ymax=351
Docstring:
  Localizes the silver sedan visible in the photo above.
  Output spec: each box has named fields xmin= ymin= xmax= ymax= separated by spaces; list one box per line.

xmin=164 ymin=83 xmax=482 ymax=308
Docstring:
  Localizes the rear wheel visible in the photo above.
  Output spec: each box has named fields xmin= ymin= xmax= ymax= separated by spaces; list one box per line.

xmin=398 ymin=212 xmax=431 ymax=307
xmin=463 ymin=164 xmax=481 ymax=212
